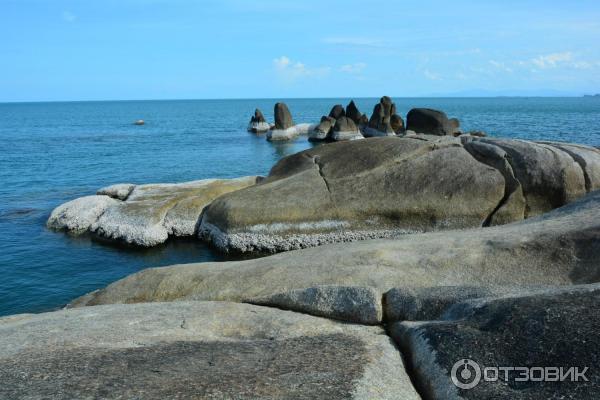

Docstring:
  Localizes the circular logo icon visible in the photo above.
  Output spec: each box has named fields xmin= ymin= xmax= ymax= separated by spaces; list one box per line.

xmin=451 ymin=359 xmax=481 ymax=390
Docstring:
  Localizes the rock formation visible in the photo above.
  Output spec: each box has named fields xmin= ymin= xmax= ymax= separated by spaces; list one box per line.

xmin=406 ymin=108 xmax=461 ymax=136
xmin=308 ymin=116 xmax=335 ymax=142
xmin=331 ymin=116 xmax=363 ymax=141
xmin=36 ymin=128 xmax=600 ymax=399
xmin=247 ymin=108 xmax=270 ymax=133
xmin=48 ymin=177 xmax=260 ymax=246
xmin=274 ymin=102 xmax=293 ymax=130
xmin=199 ymin=135 xmax=599 ymax=253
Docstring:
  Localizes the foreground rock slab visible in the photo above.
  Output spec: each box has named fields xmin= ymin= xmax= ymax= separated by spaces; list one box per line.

xmin=48 ymin=176 xmax=260 ymax=246
xmin=72 ymin=189 xmax=600 ymax=308
xmin=390 ymin=284 xmax=600 ymax=399
xmin=0 ymin=301 xmax=419 ymax=400
xmin=200 ymin=136 xmax=600 ymax=253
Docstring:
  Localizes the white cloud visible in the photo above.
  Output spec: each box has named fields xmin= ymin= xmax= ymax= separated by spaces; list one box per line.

xmin=272 ymin=56 xmax=331 ymax=83
xmin=62 ymin=11 xmax=76 ymax=23
xmin=339 ymin=63 xmax=367 ymax=74
xmin=423 ymin=69 xmax=441 ymax=81
xmin=531 ymin=52 xmax=573 ymax=68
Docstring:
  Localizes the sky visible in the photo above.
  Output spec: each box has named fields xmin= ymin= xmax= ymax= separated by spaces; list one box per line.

xmin=2 ymin=0 xmax=600 ymax=101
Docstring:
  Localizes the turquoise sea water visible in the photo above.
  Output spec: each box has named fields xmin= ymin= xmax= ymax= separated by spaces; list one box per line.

xmin=1 ymin=97 xmax=599 ymax=317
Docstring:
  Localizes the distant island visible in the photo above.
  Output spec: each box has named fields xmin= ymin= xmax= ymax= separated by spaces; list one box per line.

xmin=583 ymin=94 xmax=600 ymax=97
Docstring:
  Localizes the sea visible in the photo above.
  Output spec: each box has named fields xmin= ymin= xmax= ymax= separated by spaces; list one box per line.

xmin=1 ymin=97 xmax=599 ymax=317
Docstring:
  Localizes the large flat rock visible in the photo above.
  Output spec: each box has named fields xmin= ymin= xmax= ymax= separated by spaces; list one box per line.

xmin=389 ymin=284 xmax=600 ymax=399
xmin=48 ymin=176 xmax=260 ymax=246
xmin=71 ymin=188 xmax=600 ymax=308
xmin=199 ymin=136 xmax=600 ymax=253
xmin=0 ymin=301 xmax=419 ymax=400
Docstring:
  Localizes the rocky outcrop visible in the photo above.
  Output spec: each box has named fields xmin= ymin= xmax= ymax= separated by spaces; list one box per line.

xmin=247 ymin=108 xmax=270 ymax=133
xmin=72 ymin=188 xmax=600 ymax=307
xmin=406 ymin=108 xmax=461 ymax=136
xmin=0 ymin=301 xmax=419 ymax=400
xmin=328 ymin=104 xmax=346 ymax=120
xmin=198 ymin=136 xmax=600 ymax=253
xmin=274 ymin=102 xmax=293 ymax=130
xmin=331 ymin=116 xmax=363 ymax=141
xmin=390 ymin=284 xmax=600 ymax=399
xmin=48 ymin=177 xmax=260 ymax=246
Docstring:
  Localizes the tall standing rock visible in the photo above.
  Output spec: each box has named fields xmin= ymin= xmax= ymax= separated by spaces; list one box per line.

xmin=328 ymin=104 xmax=346 ymax=120
xmin=274 ymin=103 xmax=294 ymax=130
xmin=366 ymin=96 xmax=396 ymax=136
xmin=406 ymin=108 xmax=459 ymax=136
xmin=345 ymin=100 xmax=363 ymax=124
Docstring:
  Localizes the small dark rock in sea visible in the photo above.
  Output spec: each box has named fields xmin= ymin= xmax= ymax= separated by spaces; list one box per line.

xmin=134 ymin=120 xmax=145 ymax=126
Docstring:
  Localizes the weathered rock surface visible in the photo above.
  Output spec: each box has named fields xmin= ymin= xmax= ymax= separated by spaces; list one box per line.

xmin=331 ymin=116 xmax=363 ymax=141
xmin=73 ymin=188 xmax=600 ymax=307
xmin=47 ymin=195 xmax=120 ymax=234
xmin=49 ymin=177 xmax=259 ymax=246
xmin=384 ymin=285 xmax=549 ymax=322
xmin=537 ymin=140 xmax=600 ymax=192
xmin=274 ymin=102 xmax=294 ymax=130
xmin=0 ymin=301 xmax=419 ymax=400
xmin=406 ymin=108 xmax=460 ymax=136
xmin=247 ymin=108 xmax=270 ymax=133
xmin=96 ymin=183 xmax=136 ymax=201
xmin=390 ymin=284 xmax=600 ymax=399
xmin=199 ymin=136 xmax=600 ymax=253
xmin=479 ymin=138 xmax=587 ymax=217
xmin=246 ymin=286 xmax=382 ymax=325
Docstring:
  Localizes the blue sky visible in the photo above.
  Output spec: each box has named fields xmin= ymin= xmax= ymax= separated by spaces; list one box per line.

xmin=2 ymin=0 xmax=600 ymax=101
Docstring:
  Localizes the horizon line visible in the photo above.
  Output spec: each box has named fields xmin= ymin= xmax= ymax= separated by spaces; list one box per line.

xmin=0 ymin=94 xmax=594 ymax=105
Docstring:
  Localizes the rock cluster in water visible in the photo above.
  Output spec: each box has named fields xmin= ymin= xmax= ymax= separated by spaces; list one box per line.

xmin=248 ymin=96 xmax=466 ymax=142
xmin=25 ymin=105 xmax=600 ymax=399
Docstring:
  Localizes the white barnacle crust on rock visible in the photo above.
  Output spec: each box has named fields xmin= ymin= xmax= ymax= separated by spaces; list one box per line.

xmin=48 ymin=176 xmax=260 ymax=246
